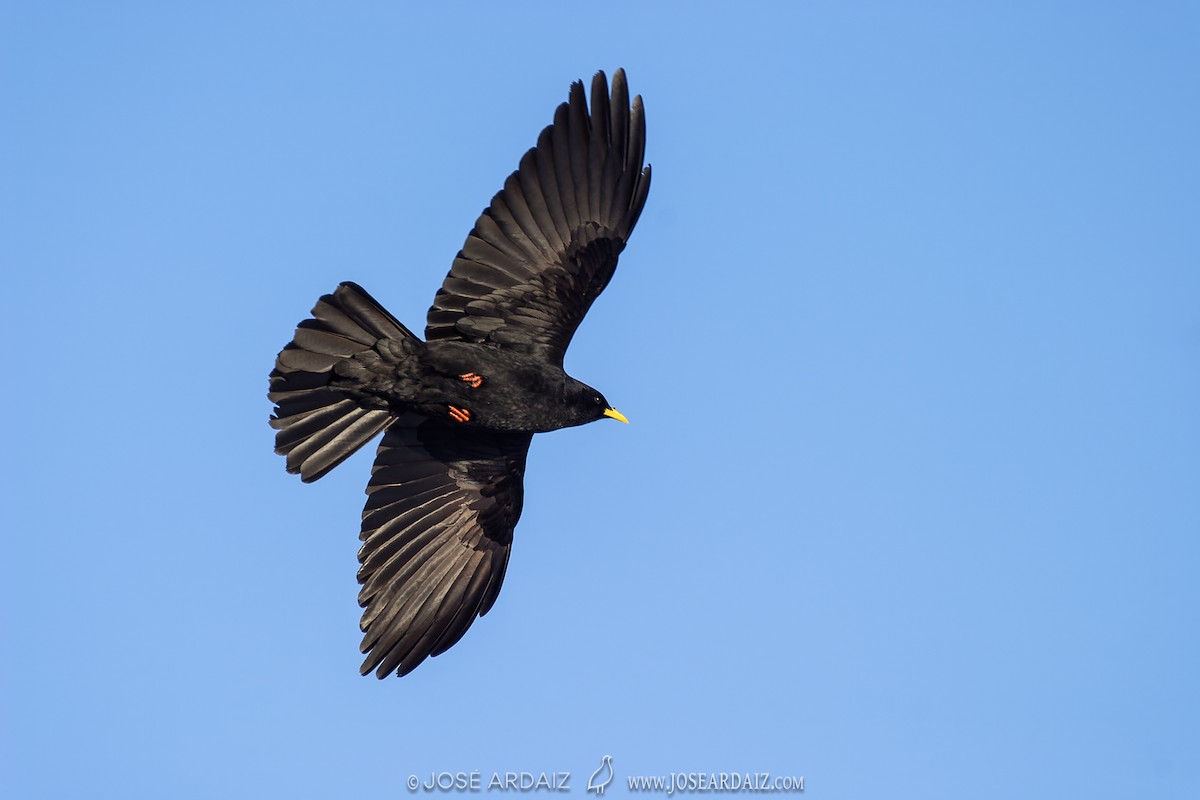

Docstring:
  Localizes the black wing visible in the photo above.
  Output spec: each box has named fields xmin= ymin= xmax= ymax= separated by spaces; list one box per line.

xmin=356 ymin=414 xmax=532 ymax=677
xmin=425 ymin=68 xmax=651 ymax=367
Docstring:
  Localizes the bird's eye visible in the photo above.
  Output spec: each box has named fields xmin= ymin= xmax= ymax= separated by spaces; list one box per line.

xmin=594 ymin=395 xmax=603 ymax=406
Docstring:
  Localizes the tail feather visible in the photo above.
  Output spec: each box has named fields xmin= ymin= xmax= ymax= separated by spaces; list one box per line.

xmin=276 ymin=346 xmax=346 ymax=373
xmin=274 ymin=397 xmax=366 ymax=452
xmin=270 ymin=282 xmax=416 ymax=482
xmin=277 ymin=401 xmax=393 ymax=481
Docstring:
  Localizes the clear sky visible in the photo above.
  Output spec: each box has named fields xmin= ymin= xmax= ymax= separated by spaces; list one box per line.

xmin=2 ymin=3 xmax=1197 ymax=798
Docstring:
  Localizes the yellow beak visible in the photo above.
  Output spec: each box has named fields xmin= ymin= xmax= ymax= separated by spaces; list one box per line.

xmin=603 ymin=407 xmax=629 ymax=424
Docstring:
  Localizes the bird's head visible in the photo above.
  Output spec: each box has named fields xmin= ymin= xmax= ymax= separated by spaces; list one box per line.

xmin=563 ymin=380 xmax=628 ymax=428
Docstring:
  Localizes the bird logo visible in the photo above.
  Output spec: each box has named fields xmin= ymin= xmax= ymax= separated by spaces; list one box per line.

xmin=586 ymin=755 xmax=614 ymax=795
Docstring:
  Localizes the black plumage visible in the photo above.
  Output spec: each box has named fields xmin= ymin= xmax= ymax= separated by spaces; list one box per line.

xmin=268 ymin=69 xmax=650 ymax=677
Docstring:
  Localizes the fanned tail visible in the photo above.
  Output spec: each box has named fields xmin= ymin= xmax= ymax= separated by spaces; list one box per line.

xmin=269 ymin=282 xmax=416 ymax=482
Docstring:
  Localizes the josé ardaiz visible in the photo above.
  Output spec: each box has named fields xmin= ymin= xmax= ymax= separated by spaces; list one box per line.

xmin=268 ymin=70 xmax=650 ymax=677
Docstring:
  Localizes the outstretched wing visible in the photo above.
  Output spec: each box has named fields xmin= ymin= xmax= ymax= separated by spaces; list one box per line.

xmin=356 ymin=414 xmax=532 ymax=677
xmin=425 ymin=68 xmax=652 ymax=367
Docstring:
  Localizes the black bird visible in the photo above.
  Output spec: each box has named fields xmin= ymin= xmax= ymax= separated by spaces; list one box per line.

xmin=269 ymin=69 xmax=650 ymax=677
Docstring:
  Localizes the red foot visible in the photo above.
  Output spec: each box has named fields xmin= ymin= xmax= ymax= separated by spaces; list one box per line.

xmin=459 ymin=371 xmax=484 ymax=389
xmin=448 ymin=406 xmax=472 ymax=423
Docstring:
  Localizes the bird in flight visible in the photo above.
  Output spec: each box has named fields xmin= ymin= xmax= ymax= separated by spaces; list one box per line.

xmin=269 ymin=69 xmax=651 ymax=677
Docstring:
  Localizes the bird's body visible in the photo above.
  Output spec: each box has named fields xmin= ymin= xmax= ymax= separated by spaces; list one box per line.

xmin=268 ymin=69 xmax=650 ymax=677
xmin=328 ymin=330 xmax=619 ymax=433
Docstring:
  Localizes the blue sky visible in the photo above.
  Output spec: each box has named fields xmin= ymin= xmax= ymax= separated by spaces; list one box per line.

xmin=2 ymin=2 xmax=1197 ymax=798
